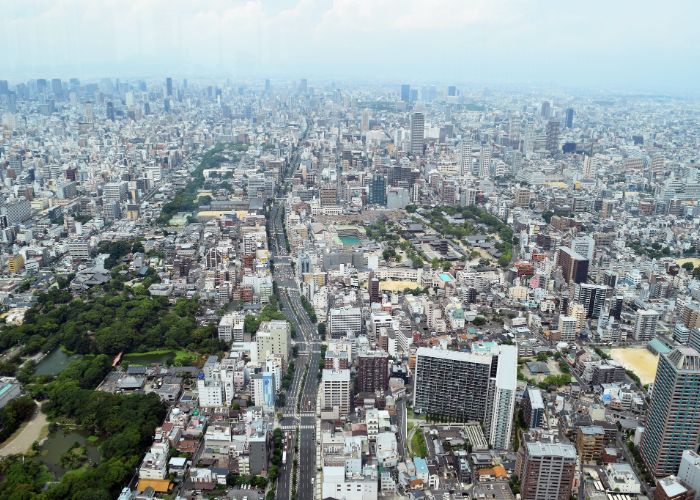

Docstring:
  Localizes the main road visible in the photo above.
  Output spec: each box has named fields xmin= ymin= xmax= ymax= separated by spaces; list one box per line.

xmin=270 ymin=126 xmax=320 ymax=500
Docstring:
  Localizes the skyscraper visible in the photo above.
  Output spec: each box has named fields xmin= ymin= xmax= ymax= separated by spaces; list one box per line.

xmin=447 ymin=85 xmax=457 ymax=97
xmin=546 ymin=119 xmax=560 ymax=155
xmin=400 ymin=84 xmax=410 ymax=103
xmin=410 ymin=112 xmax=424 ymax=155
xmin=413 ymin=345 xmax=517 ymax=449
xmin=459 ymin=139 xmax=472 ymax=176
xmin=166 ymin=77 xmax=173 ymax=96
xmin=299 ymin=78 xmax=308 ymax=94
xmin=516 ymin=441 xmax=577 ymax=500
xmin=264 ymin=78 xmax=271 ymax=94
xmin=565 ymin=107 xmax=574 ymax=128
xmin=368 ymin=173 xmax=387 ymax=206
xmin=640 ymin=347 xmax=700 ymax=477
xmin=541 ymin=101 xmax=551 ymax=118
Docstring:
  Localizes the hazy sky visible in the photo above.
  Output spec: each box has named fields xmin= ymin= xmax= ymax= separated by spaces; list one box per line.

xmin=1 ymin=0 xmax=698 ymax=92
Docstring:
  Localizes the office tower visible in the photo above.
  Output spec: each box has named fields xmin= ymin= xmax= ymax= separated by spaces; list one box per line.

xmin=522 ymin=388 xmax=545 ymax=428
xmin=106 ymin=101 xmax=115 ymax=121
xmin=163 ymin=98 xmax=171 ymax=113
xmin=459 ymin=138 xmax=472 ymax=176
xmin=255 ymin=320 xmax=291 ymax=363
xmin=299 ymin=78 xmax=308 ymax=93
xmin=509 ymin=114 xmax=522 ymax=143
xmin=677 ymin=450 xmax=700 ymax=498
xmin=328 ymin=307 xmax=362 ymax=339
xmin=51 ymin=78 xmax=63 ymax=98
xmin=640 ymin=347 xmax=700 ymax=477
xmin=573 ymin=283 xmax=607 ymax=319
xmin=557 ymin=246 xmax=589 ymax=284
xmin=166 ymin=77 xmax=173 ymax=96
xmin=368 ymin=273 xmax=380 ymax=303
xmin=103 ymin=181 xmax=127 ymax=204
xmin=479 ymin=144 xmax=492 ymax=178
xmin=264 ymin=78 xmax=270 ymax=94
xmin=361 ymin=108 xmax=370 ymax=132
xmin=401 ymin=84 xmax=410 ymax=103
xmin=558 ymin=315 xmax=578 ymax=341
xmin=634 ymin=309 xmax=660 ymax=341
xmin=357 ymin=351 xmax=389 ymax=392
xmin=368 ymin=173 xmax=387 ymax=205
xmin=546 ymin=119 xmax=560 ymax=155
xmin=0 ymin=80 xmax=7 ymax=94
xmin=517 ymin=441 xmax=577 ymax=500
xmin=565 ymin=107 xmax=574 ymax=128
xmin=320 ymin=369 xmax=351 ymax=418
xmin=7 ymin=91 xmax=17 ymax=113
xmin=540 ymin=101 xmax=551 ymax=118
xmin=571 ymin=235 xmax=595 ymax=261
xmin=413 ymin=345 xmax=517 ymax=448
xmin=410 ymin=112 xmax=424 ymax=155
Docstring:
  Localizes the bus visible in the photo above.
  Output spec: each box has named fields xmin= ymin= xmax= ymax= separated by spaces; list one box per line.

xmin=282 ymin=451 xmax=287 ymax=465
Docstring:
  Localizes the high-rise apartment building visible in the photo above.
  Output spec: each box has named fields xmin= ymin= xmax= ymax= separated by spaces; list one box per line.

xmin=410 ymin=112 xmax=424 ymax=155
xmin=634 ymin=309 xmax=660 ymax=342
xmin=413 ymin=345 xmax=517 ymax=449
xmin=573 ymin=283 xmax=607 ymax=319
xmin=459 ymin=139 xmax=472 ymax=176
xmin=640 ymin=347 xmax=700 ymax=477
xmin=516 ymin=441 xmax=577 ymax=500
xmin=357 ymin=350 xmax=389 ymax=393
xmin=166 ymin=77 xmax=173 ymax=96
xmin=558 ymin=315 xmax=578 ymax=341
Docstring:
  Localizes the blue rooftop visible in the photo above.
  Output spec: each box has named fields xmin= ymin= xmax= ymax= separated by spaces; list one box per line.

xmin=414 ymin=457 xmax=428 ymax=474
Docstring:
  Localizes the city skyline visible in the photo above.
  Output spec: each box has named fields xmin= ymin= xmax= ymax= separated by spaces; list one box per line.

xmin=1 ymin=0 xmax=699 ymax=93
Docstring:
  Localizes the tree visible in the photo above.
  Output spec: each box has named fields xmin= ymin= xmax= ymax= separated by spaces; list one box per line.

xmin=542 ymin=210 xmax=554 ymax=223
xmin=317 ymin=323 xmax=326 ymax=339
xmin=682 ymin=261 xmax=695 ymax=271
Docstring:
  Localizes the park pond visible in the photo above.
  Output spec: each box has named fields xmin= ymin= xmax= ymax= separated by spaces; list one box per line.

xmin=38 ymin=429 xmax=101 ymax=475
xmin=35 ymin=349 xmax=81 ymax=376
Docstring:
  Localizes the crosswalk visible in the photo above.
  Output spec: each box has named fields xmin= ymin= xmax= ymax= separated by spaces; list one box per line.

xmin=280 ymin=424 xmax=315 ymax=430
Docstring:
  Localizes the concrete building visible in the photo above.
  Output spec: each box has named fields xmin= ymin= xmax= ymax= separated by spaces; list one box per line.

xmin=641 ymin=347 xmax=700 ymax=477
xmin=356 ymin=350 xmax=389 ymax=393
xmin=413 ymin=345 xmax=518 ymax=448
xmin=320 ymin=369 xmax=351 ymax=419
xmin=635 ymin=309 xmax=660 ymax=342
xmin=328 ymin=306 xmax=362 ymax=339
xmin=677 ymin=450 xmax=700 ymax=500
xmin=517 ymin=441 xmax=577 ymax=500
xmin=255 ymin=320 xmax=291 ymax=363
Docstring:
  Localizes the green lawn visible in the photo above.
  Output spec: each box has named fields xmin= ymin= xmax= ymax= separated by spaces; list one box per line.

xmin=410 ymin=425 xmax=428 ymax=458
xmin=122 ymin=349 xmax=198 ymax=366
